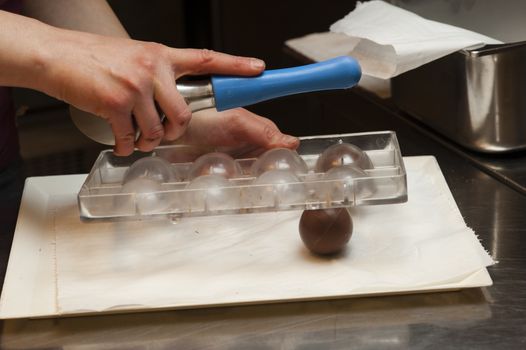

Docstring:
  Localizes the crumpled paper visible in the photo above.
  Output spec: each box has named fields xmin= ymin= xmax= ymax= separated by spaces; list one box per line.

xmin=286 ymin=0 xmax=501 ymax=79
xmin=53 ymin=156 xmax=494 ymax=314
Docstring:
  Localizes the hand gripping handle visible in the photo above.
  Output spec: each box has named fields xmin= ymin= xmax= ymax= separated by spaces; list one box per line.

xmin=211 ymin=56 xmax=361 ymax=111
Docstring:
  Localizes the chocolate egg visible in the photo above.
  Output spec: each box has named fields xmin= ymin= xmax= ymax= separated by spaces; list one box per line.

xmin=299 ymin=208 xmax=353 ymax=255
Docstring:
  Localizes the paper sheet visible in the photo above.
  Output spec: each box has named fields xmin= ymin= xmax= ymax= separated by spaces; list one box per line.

xmin=52 ymin=157 xmax=494 ymax=314
xmin=286 ymin=0 xmax=502 ymax=79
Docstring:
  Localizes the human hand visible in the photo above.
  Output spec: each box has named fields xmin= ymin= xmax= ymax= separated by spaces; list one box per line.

xmin=39 ymin=30 xmax=266 ymax=155
xmin=169 ymin=108 xmax=300 ymax=157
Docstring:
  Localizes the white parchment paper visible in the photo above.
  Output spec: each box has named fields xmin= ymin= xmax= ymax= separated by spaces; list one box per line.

xmin=286 ymin=0 xmax=501 ymax=79
xmin=54 ymin=156 xmax=494 ymax=314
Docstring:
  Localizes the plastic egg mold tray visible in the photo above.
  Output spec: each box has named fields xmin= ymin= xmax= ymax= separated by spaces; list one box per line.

xmin=78 ymin=131 xmax=407 ymax=221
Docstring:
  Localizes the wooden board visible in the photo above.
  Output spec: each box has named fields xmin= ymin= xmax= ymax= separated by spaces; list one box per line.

xmin=0 ymin=156 xmax=493 ymax=319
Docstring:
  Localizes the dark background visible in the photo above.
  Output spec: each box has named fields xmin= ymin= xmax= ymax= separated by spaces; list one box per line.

xmin=15 ymin=0 xmax=357 ymax=177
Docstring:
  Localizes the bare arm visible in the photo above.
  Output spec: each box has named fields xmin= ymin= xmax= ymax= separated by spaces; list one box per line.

xmin=22 ymin=0 xmax=128 ymax=37
xmin=0 ymin=9 xmax=267 ymax=155
xmin=1 ymin=2 xmax=298 ymax=155
xmin=0 ymin=10 xmax=54 ymax=93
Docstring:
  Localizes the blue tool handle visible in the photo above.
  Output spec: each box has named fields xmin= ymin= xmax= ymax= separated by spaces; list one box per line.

xmin=211 ymin=56 xmax=361 ymax=111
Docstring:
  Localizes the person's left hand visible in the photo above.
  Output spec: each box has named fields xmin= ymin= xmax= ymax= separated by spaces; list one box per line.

xmin=169 ymin=108 xmax=299 ymax=157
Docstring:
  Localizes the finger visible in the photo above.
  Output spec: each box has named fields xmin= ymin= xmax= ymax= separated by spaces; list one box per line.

xmin=172 ymin=49 xmax=265 ymax=76
xmin=154 ymin=74 xmax=192 ymax=141
xmin=216 ymin=144 xmax=269 ymax=159
xmin=256 ymin=116 xmax=300 ymax=149
xmin=133 ymin=97 xmax=164 ymax=152
xmin=108 ymin=114 xmax=136 ymax=156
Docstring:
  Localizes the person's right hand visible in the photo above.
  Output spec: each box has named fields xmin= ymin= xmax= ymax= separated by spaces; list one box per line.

xmin=38 ymin=29 xmax=266 ymax=156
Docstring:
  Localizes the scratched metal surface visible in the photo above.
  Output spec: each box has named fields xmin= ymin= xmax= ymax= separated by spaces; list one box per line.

xmin=1 ymin=90 xmax=525 ymax=349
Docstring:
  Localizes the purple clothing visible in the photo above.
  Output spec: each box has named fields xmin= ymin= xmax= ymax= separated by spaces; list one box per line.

xmin=0 ymin=0 xmax=20 ymax=12
xmin=0 ymin=0 xmax=22 ymax=169
xmin=0 ymin=88 xmax=19 ymax=169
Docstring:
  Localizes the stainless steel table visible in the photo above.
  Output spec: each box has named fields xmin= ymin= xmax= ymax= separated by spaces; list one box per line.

xmin=1 ymin=87 xmax=525 ymax=349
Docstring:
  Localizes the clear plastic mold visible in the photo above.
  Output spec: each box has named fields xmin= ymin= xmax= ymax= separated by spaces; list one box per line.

xmin=122 ymin=156 xmax=178 ymax=183
xmin=187 ymin=152 xmax=242 ymax=180
xmin=117 ymin=156 xmax=178 ymax=215
xmin=185 ymin=174 xmax=240 ymax=213
xmin=250 ymin=148 xmax=308 ymax=177
xmin=251 ymin=169 xmax=307 ymax=208
xmin=315 ymin=142 xmax=374 ymax=172
xmin=321 ymin=164 xmax=376 ymax=202
xmin=78 ymin=131 xmax=407 ymax=220
xmin=119 ymin=178 xmax=167 ymax=215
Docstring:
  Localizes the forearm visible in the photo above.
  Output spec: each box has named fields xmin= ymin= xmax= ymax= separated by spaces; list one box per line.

xmin=0 ymin=10 xmax=57 ymax=91
xmin=0 ymin=8 xmax=127 ymax=98
xmin=1 ymin=0 xmax=128 ymax=91
xmin=22 ymin=0 xmax=129 ymax=38
xmin=1 ymin=4 xmax=267 ymax=156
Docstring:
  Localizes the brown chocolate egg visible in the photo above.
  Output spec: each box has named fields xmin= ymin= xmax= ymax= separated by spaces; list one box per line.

xmin=299 ymin=208 xmax=353 ymax=255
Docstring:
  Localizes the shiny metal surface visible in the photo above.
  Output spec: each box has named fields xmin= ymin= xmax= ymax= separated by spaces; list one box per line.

xmin=70 ymin=81 xmax=214 ymax=146
xmin=392 ymin=41 xmax=526 ymax=153
xmin=2 ymin=89 xmax=526 ymax=348
xmin=388 ymin=0 xmax=526 ymax=153
xmin=177 ymin=80 xmax=215 ymax=112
